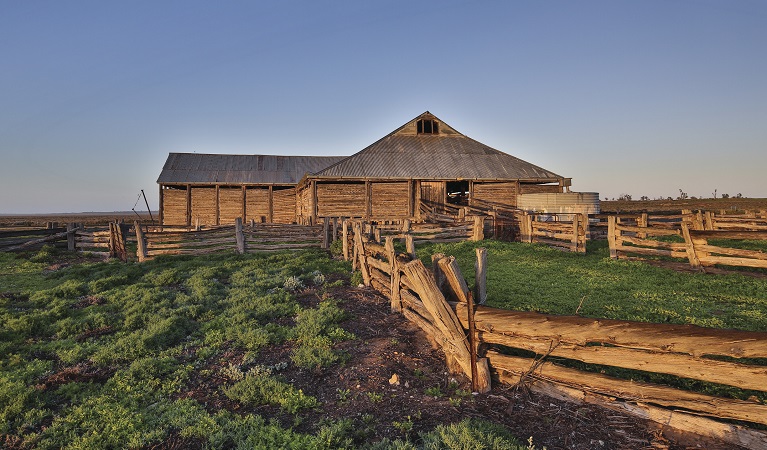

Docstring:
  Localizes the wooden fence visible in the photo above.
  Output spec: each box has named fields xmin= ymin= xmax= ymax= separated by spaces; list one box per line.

xmin=519 ymin=213 xmax=587 ymax=253
xmin=135 ymin=218 xmax=325 ymax=261
xmin=608 ymin=216 xmax=767 ymax=272
xmin=0 ymin=223 xmax=130 ymax=261
xmin=350 ymin=234 xmax=767 ymax=448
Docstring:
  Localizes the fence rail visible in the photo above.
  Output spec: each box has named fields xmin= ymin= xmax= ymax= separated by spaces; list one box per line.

xmin=349 ymin=233 xmax=767 ymax=448
xmin=135 ymin=219 xmax=325 ymax=261
xmin=607 ymin=215 xmax=767 ymax=272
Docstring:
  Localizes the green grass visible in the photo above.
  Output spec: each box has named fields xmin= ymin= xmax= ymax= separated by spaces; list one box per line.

xmin=417 ymin=240 xmax=767 ymax=331
xmin=0 ymin=247 xmax=362 ymax=448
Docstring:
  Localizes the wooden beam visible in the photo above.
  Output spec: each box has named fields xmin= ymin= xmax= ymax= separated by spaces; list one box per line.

xmin=475 ymin=247 xmax=487 ymax=305
xmin=268 ymin=185 xmax=274 ymax=223
xmin=186 ymin=184 xmax=192 ymax=227
xmin=215 ymin=185 xmax=220 ymax=226
xmin=158 ymin=185 xmax=164 ymax=226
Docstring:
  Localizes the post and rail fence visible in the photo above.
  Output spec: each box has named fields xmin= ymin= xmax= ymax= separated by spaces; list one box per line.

xmin=349 ymin=227 xmax=767 ymax=449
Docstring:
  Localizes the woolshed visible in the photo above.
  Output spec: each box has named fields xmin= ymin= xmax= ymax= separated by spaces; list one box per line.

xmin=295 ymin=111 xmax=573 ymax=223
xmin=157 ymin=154 xmax=344 ymax=226
xmin=157 ymin=111 xmax=593 ymax=226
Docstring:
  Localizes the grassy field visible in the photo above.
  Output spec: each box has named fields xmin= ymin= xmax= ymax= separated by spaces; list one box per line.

xmin=417 ymin=240 xmax=767 ymax=332
xmin=1 ymin=247 xmax=536 ymax=449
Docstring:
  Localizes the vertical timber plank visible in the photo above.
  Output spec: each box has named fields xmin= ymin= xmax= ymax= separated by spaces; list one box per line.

xmin=475 ymin=247 xmax=487 ymax=305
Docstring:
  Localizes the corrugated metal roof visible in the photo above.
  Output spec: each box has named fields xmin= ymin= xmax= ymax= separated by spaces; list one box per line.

xmin=157 ymin=153 xmax=345 ymax=185
xmin=313 ymin=112 xmax=562 ymax=181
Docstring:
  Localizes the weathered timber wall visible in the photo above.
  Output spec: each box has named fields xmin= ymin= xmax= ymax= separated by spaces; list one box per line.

xmin=371 ymin=182 xmax=409 ymax=218
xmin=317 ymin=182 xmax=366 ymax=217
xmin=218 ymin=187 xmax=243 ymax=225
xmin=272 ymin=187 xmax=296 ymax=224
xmin=246 ymin=187 xmax=270 ymax=223
xmin=420 ymin=181 xmax=446 ymax=205
xmin=161 ymin=188 xmax=187 ymax=226
xmin=191 ymin=187 xmax=217 ymax=226
xmin=519 ymin=183 xmax=562 ymax=194
xmin=472 ymin=182 xmax=517 ymax=208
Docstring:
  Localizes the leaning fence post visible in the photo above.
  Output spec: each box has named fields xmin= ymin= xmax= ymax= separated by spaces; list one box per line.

xmin=385 ymin=236 xmax=401 ymax=312
xmin=235 ymin=217 xmax=245 ymax=254
xmin=134 ymin=221 xmax=147 ymax=262
xmin=475 ymin=247 xmax=487 ymax=305
xmin=681 ymin=221 xmax=701 ymax=269
xmin=607 ymin=216 xmax=617 ymax=259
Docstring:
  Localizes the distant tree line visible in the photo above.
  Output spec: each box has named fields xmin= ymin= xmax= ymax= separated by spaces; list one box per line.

xmin=606 ymin=190 xmax=744 ymax=202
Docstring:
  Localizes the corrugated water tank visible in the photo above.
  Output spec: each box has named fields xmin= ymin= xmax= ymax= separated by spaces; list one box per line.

xmin=516 ymin=192 xmax=600 ymax=215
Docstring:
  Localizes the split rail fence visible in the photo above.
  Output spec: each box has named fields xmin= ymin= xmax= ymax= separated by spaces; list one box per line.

xmin=135 ymin=218 xmax=325 ymax=261
xmin=608 ymin=216 xmax=767 ymax=271
xmin=349 ymin=232 xmax=767 ymax=448
xmin=0 ymin=223 xmax=131 ymax=261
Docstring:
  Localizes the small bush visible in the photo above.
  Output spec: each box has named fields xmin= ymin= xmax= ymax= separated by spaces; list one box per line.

xmin=224 ymin=374 xmax=318 ymax=414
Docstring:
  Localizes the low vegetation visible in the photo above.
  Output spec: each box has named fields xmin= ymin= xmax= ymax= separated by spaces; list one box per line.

xmin=418 ymin=240 xmax=767 ymax=331
xmin=1 ymin=246 xmax=535 ymax=449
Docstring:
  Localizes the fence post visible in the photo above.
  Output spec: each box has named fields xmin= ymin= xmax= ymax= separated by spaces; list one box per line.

xmin=524 ymin=213 xmax=533 ymax=243
xmin=704 ymin=211 xmax=714 ymax=231
xmin=402 ymin=219 xmax=411 ymax=233
xmin=342 ymin=220 xmax=349 ymax=261
xmin=638 ymin=213 xmax=648 ymax=239
xmin=431 ymin=252 xmax=446 ymax=293
xmin=474 ymin=247 xmax=487 ymax=305
xmin=235 ymin=218 xmax=245 ymax=254
xmin=571 ymin=214 xmax=580 ymax=252
xmin=471 ymin=216 xmax=484 ymax=241
xmin=135 ymin=221 xmax=147 ymax=262
xmin=405 ymin=234 xmax=415 ymax=260
xmin=322 ymin=217 xmax=330 ymax=249
xmin=385 ymin=237 xmax=401 ymax=312
xmin=607 ymin=216 xmax=617 ymax=259
xmin=67 ymin=223 xmax=77 ymax=251
xmin=353 ymin=222 xmax=371 ymax=286
xmin=373 ymin=227 xmax=381 ymax=243
xmin=681 ymin=221 xmax=701 ymax=269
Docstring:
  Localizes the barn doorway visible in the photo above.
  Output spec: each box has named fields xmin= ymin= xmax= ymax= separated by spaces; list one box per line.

xmin=446 ymin=181 xmax=469 ymax=206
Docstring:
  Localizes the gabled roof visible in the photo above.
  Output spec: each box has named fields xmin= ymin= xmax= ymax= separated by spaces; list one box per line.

xmin=311 ymin=112 xmax=562 ymax=181
xmin=157 ymin=153 xmax=345 ymax=185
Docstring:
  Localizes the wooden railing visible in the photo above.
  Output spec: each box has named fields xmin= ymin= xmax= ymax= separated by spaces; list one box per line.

xmin=608 ymin=216 xmax=767 ymax=272
xmin=519 ymin=213 xmax=587 ymax=253
xmin=350 ymin=234 xmax=767 ymax=448
xmin=135 ymin=218 xmax=325 ymax=261
xmin=1 ymin=223 xmax=130 ymax=261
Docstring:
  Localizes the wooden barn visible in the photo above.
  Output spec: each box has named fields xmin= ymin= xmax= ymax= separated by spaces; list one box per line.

xmin=157 ymin=112 xmax=580 ymax=226
xmin=157 ymin=154 xmax=344 ymax=226
xmin=295 ymin=111 xmax=569 ymax=223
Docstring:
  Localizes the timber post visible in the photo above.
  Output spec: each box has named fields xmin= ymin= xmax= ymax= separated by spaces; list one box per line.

xmin=431 ymin=252 xmax=446 ymax=293
xmin=67 ymin=223 xmax=77 ymax=252
xmin=471 ymin=216 xmax=485 ymax=241
xmin=680 ymin=221 xmax=701 ymax=270
xmin=475 ymin=247 xmax=487 ymax=305
xmin=607 ymin=216 xmax=617 ymax=259
xmin=571 ymin=214 xmax=580 ymax=252
xmin=342 ymin=220 xmax=349 ymax=261
xmin=322 ymin=217 xmax=330 ymax=249
xmin=353 ymin=222 xmax=371 ymax=286
xmin=135 ymin=221 xmax=148 ymax=262
xmin=385 ymin=236 xmax=401 ymax=312
xmin=235 ymin=217 xmax=245 ymax=254
xmin=405 ymin=234 xmax=415 ymax=260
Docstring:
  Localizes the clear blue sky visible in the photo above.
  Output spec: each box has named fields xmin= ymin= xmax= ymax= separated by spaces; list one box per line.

xmin=2 ymin=0 xmax=766 ymax=213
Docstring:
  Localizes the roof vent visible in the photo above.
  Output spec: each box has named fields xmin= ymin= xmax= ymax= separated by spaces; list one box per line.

xmin=417 ymin=118 xmax=439 ymax=135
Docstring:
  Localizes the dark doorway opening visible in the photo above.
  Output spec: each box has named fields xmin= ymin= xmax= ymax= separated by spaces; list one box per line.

xmin=446 ymin=181 xmax=469 ymax=206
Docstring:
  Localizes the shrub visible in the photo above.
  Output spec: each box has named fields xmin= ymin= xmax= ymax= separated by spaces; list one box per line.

xmin=223 ymin=374 xmax=318 ymax=414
